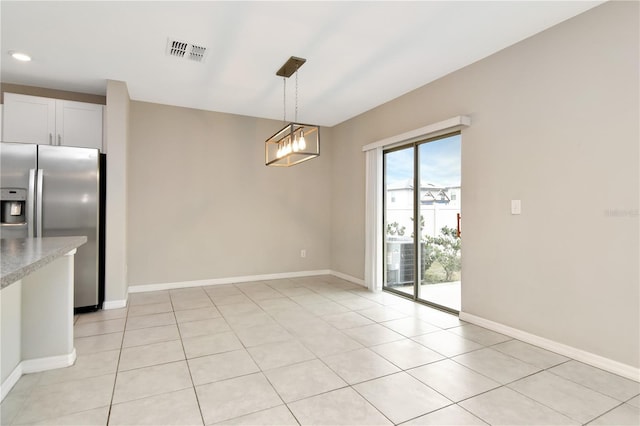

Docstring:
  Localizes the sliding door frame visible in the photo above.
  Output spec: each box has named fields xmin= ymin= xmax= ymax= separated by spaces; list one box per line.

xmin=382 ymin=131 xmax=461 ymax=315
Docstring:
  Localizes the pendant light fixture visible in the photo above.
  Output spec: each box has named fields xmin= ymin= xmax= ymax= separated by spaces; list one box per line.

xmin=265 ymin=56 xmax=320 ymax=167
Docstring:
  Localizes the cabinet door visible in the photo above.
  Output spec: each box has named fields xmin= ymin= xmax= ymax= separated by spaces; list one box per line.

xmin=56 ymin=101 xmax=103 ymax=151
xmin=3 ymin=93 xmax=56 ymax=144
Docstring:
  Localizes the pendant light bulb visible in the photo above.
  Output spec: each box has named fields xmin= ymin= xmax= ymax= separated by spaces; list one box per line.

xmin=299 ymin=130 xmax=306 ymax=150
xmin=293 ymin=135 xmax=299 ymax=152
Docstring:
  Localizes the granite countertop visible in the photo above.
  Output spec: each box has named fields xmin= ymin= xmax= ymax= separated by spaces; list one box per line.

xmin=0 ymin=237 xmax=87 ymax=289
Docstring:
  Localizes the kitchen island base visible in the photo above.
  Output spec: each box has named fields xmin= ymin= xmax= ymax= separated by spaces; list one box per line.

xmin=1 ymin=237 xmax=85 ymax=401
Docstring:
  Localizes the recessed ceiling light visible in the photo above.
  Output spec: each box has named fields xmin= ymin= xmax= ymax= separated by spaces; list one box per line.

xmin=9 ymin=51 xmax=31 ymax=62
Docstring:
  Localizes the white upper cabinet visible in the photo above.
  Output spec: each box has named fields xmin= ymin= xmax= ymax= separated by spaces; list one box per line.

xmin=55 ymin=100 xmax=103 ymax=150
xmin=3 ymin=93 xmax=55 ymax=145
xmin=3 ymin=93 xmax=103 ymax=151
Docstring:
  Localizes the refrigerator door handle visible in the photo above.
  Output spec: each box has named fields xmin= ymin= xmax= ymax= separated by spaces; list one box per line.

xmin=27 ymin=169 xmax=36 ymax=238
xmin=36 ymin=169 xmax=44 ymax=237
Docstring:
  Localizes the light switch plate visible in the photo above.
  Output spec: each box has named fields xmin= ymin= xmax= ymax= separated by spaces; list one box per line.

xmin=511 ymin=200 xmax=521 ymax=215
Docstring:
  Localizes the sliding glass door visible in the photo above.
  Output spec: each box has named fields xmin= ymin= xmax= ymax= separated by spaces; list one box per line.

xmin=383 ymin=133 xmax=461 ymax=312
xmin=383 ymin=146 xmax=415 ymax=298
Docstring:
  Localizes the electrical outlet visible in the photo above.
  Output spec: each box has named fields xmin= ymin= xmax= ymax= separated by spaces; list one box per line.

xmin=300 ymin=249 xmax=307 ymax=258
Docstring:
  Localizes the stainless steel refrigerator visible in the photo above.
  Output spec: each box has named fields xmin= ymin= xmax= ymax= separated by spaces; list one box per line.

xmin=0 ymin=142 xmax=105 ymax=310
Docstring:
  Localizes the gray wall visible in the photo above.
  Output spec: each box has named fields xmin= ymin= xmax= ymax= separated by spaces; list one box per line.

xmin=127 ymin=102 xmax=332 ymax=286
xmin=330 ymin=1 xmax=639 ymax=367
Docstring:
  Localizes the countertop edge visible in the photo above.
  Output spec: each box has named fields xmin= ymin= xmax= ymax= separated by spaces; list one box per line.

xmin=1 ymin=237 xmax=88 ymax=289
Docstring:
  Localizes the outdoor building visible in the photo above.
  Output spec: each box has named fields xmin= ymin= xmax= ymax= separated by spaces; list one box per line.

xmin=385 ymin=180 xmax=461 ymax=239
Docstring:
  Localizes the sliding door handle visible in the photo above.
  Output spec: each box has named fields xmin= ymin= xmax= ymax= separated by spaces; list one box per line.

xmin=456 ymin=213 xmax=461 ymax=238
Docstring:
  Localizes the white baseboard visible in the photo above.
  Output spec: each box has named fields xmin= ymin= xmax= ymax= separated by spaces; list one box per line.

xmin=329 ymin=270 xmax=366 ymax=287
xmin=1 ymin=362 xmax=22 ymax=401
xmin=1 ymin=349 xmax=76 ymax=402
xmin=21 ymin=348 xmax=77 ymax=374
xmin=459 ymin=312 xmax=640 ymax=382
xmin=128 ymin=269 xmax=334 ymax=293
xmin=102 ymin=299 xmax=127 ymax=310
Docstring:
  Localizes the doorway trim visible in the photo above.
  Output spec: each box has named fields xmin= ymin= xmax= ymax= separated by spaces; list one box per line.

xmin=362 ymin=115 xmax=470 ymax=294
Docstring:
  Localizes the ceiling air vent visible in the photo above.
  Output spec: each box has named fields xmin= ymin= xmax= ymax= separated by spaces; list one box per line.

xmin=189 ymin=45 xmax=207 ymax=62
xmin=166 ymin=38 xmax=208 ymax=63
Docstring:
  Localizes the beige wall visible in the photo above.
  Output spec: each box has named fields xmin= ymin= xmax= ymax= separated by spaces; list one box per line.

xmin=331 ymin=1 xmax=639 ymax=368
xmin=104 ymin=80 xmax=130 ymax=303
xmin=127 ymin=102 xmax=332 ymax=286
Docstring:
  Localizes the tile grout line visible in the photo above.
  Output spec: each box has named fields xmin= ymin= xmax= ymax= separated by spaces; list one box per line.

xmin=105 ymin=303 xmax=129 ymax=426
xmin=15 ymin=277 xmax=637 ymax=425
xmin=217 ymin=282 xmax=297 ymax=424
xmin=250 ymin=282 xmax=431 ymax=425
xmin=2 ymin=367 xmax=44 ymax=425
xmin=347 ymin=379 xmax=414 ymax=425
xmin=171 ymin=288 xmax=207 ymax=426
xmin=502 ymin=365 xmax=614 ymax=425
xmin=584 ymin=400 xmax=632 ymax=425
xmin=543 ymin=361 xmax=640 ymax=402
xmin=13 ymin=309 xmax=128 ymax=424
xmin=280 ymin=283 xmax=619 ymax=425
xmin=448 ymin=341 xmax=638 ymax=421
xmin=231 ymin=279 xmax=388 ymax=424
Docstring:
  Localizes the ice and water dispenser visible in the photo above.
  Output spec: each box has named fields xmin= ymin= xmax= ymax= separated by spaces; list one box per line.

xmin=1 ymin=188 xmax=28 ymax=236
xmin=1 ymin=189 xmax=27 ymax=224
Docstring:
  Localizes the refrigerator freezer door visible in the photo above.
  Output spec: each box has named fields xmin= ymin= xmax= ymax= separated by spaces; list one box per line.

xmin=0 ymin=143 xmax=37 ymax=239
xmin=38 ymin=145 xmax=100 ymax=308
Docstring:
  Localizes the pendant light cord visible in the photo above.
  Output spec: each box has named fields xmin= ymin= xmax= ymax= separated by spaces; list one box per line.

xmin=295 ymin=70 xmax=299 ymax=123
xmin=282 ymin=68 xmax=300 ymax=123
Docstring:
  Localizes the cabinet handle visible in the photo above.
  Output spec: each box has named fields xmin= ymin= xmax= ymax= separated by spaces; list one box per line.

xmin=49 ymin=133 xmax=52 ymax=145
xmin=57 ymin=134 xmax=61 ymax=146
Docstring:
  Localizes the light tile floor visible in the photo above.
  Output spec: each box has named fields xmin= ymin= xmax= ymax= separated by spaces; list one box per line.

xmin=2 ymin=275 xmax=639 ymax=425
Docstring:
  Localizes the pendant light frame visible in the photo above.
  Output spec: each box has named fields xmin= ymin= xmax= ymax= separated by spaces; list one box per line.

xmin=265 ymin=56 xmax=320 ymax=167
xmin=265 ymin=122 xmax=320 ymax=167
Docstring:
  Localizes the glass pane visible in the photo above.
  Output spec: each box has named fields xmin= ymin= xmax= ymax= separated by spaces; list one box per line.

xmin=383 ymin=147 xmax=414 ymax=297
xmin=417 ymin=134 xmax=461 ymax=311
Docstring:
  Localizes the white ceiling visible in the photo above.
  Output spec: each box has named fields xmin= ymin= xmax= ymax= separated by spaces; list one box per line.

xmin=1 ymin=1 xmax=603 ymax=127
